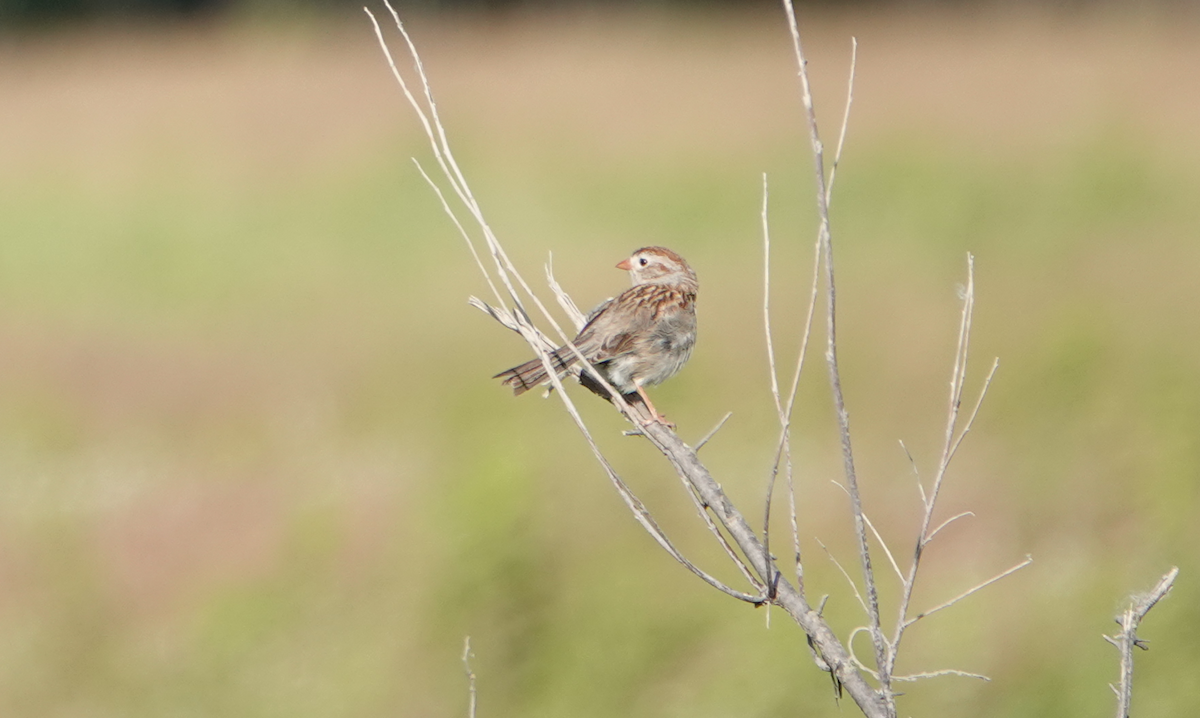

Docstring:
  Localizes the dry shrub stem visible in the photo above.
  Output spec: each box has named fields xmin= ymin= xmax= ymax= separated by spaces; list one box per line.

xmin=371 ymin=2 xmax=1039 ymax=716
xmin=1105 ymin=567 xmax=1179 ymax=718
xmin=462 ymin=637 xmax=477 ymax=718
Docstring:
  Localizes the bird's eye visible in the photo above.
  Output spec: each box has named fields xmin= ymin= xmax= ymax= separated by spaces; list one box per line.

xmin=638 ymin=257 xmax=649 ymax=266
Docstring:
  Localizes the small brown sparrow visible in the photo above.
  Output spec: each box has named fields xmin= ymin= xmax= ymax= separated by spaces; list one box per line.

xmin=495 ymin=246 xmax=698 ymax=426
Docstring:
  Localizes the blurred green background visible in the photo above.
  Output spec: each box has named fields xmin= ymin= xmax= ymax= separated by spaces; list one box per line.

xmin=1 ymin=2 xmax=1199 ymax=716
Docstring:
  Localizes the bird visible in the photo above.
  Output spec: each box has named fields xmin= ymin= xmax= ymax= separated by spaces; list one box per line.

xmin=494 ymin=246 xmax=698 ymax=427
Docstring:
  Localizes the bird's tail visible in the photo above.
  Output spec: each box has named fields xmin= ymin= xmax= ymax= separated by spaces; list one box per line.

xmin=494 ymin=346 xmax=578 ymax=395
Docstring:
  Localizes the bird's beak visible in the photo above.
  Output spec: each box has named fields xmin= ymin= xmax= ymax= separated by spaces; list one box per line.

xmin=616 ymin=258 xmax=633 ymax=271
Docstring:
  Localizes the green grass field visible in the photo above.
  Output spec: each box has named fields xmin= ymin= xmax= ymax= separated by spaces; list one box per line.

xmin=0 ymin=6 xmax=1198 ymax=716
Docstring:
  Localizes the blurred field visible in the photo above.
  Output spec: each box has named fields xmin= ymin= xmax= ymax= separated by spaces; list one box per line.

xmin=1 ymin=4 xmax=1199 ymax=717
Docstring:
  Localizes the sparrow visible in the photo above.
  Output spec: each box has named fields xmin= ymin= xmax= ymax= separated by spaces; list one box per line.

xmin=495 ymin=246 xmax=698 ymax=426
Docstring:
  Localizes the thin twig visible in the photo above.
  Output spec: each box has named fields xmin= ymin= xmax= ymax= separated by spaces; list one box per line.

xmin=1109 ymin=567 xmax=1179 ymax=718
xmin=763 ymin=173 xmax=783 ymax=423
xmin=830 ymin=480 xmax=903 ymax=584
xmin=370 ymin=12 xmax=510 ymax=308
xmin=762 ymin=173 xmax=782 ymax=587
xmin=945 ymin=357 xmax=1000 ymax=469
xmin=675 ymin=462 xmax=766 ymax=596
xmin=695 ymin=412 xmax=733 ymax=452
xmin=825 ymin=36 xmax=857 ymax=203
xmin=817 ymin=538 xmax=869 ymax=615
xmin=846 ymin=626 xmax=882 ymax=678
xmin=766 ymin=164 xmax=824 ymax=593
xmin=893 ymin=668 xmax=989 ymax=682
xmin=462 ymin=636 xmax=477 ymax=718
xmin=899 ymin=440 xmax=926 ymax=508
xmin=411 ymin=158 xmax=507 ymax=311
xmin=760 ymin=170 xmax=809 ymax=598
xmin=925 ymin=511 xmax=975 ymax=543
xmin=904 ymin=556 xmax=1033 ymax=627
xmin=784 ymin=449 xmax=805 ymax=592
xmin=546 ymin=252 xmax=587 ymax=331
xmin=864 ymin=514 xmax=903 ymax=585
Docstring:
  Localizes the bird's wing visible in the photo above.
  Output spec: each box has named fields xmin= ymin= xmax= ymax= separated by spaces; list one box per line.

xmin=579 ymin=284 xmax=680 ymax=362
xmin=583 ymin=296 xmax=614 ymax=323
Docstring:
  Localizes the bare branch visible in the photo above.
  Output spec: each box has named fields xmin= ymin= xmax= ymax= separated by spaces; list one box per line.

xmin=817 ymin=538 xmax=869 ymax=615
xmin=831 ymin=480 xmax=903 ymax=584
xmin=1110 ymin=567 xmax=1179 ymax=718
xmin=945 ymin=357 xmax=1000 ymax=469
xmin=783 ymin=461 xmax=805 ymax=592
xmin=763 ymin=173 xmax=783 ymax=419
xmin=369 ymin=10 xmax=505 ymax=295
xmin=694 ymin=412 xmax=733 ymax=452
xmin=762 ymin=173 xmax=783 ymax=585
xmin=468 ymin=297 xmax=562 ymax=362
xmin=462 ymin=637 xmax=477 ymax=718
xmin=468 ymin=297 xmax=520 ymax=332
xmin=864 ymin=514 xmax=903 ymax=585
xmin=905 ymin=556 xmax=1033 ymax=628
xmin=893 ymin=668 xmax=989 ymax=683
xmin=546 ymin=252 xmax=587 ymax=332
xmin=826 ymin=36 xmax=858 ymax=202
xmin=927 ymin=255 xmax=977 ymax=523
xmin=846 ymin=626 xmax=884 ymax=678
xmin=411 ymin=158 xmax=506 ymax=310
xmin=680 ymin=479 xmax=766 ymax=595
xmin=898 ymin=440 xmax=926 ymax=508
xmin=925 ymin=511 xmax=975 ymax=544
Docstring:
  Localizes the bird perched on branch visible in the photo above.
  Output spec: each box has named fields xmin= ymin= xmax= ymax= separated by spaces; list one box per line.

xmin=495 ymin=246 xmax=698 ymax=427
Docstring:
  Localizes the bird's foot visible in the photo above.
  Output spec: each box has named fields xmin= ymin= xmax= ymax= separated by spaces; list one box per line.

xmin=634 ymin=387 xmax=675 ymax=430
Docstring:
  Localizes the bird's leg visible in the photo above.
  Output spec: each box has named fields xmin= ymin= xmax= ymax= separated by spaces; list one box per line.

xmin=635 ymin=386 xmax=674 ymax=429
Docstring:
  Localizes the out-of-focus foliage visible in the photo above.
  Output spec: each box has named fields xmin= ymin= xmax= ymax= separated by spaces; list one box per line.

xmin=0 ymin=6 xmax=1198 ymax=718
